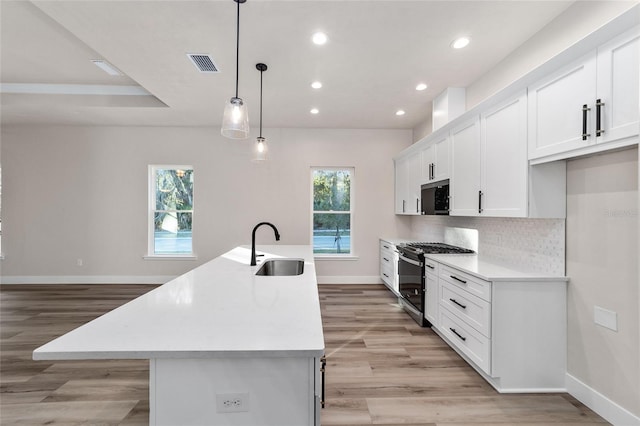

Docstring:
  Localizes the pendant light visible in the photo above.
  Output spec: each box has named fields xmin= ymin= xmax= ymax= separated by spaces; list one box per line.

xmin=253 ymin=63 xmax=268 ymax=161
xmin=221 ymin=0 xmax=249 ymax=139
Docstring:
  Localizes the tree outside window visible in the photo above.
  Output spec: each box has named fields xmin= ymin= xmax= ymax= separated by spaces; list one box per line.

xmin=312 ymin=168 xmax=353 ymax=255
xmin=149 ymin=166 xmax=194 ymax=256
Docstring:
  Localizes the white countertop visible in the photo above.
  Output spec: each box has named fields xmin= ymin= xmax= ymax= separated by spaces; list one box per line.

xmin=424 ymin=253 xmax=568 ymax=282
xmin=33 ymin=245 xmax=325 ymax=360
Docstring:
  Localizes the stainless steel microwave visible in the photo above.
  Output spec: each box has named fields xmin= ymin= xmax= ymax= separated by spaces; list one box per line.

xmin=421 ymin=179 xmax=450 ymax=215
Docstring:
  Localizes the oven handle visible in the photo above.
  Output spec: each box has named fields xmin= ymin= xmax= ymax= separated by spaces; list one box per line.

xmin=399 ymin=254 xmax=423 ymax=267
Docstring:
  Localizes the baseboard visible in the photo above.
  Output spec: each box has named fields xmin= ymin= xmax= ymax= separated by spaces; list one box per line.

xmin=316 ymin=275 xmax=383 ymax=284
xmin=0 ymin=275 xmax=173 ymax=285
xmin=566 ymin=373 xmax=640 ymax=426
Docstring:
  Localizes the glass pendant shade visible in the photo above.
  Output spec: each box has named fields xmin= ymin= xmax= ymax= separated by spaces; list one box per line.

xmin=221 ymin=97 xmax=249 ymax=139
xmin=253 ymin=136 xmax=268 ymax=161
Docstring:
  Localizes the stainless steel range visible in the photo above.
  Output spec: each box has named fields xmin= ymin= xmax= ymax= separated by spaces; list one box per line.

xmin=397 ymin=242 xmax=474 ymax=326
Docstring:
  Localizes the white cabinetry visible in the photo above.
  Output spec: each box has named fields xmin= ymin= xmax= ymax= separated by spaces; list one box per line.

xmin=421 ymin=135 xmax=450 ymax=183
xmin=424 ymin=258 xmax=439 ymax=326
xmin=528 ymin=26 xmax=639 ymax=162
xmin=379 ymin=239 xmax=399 ymax=295
xmin=394 ymin=153 xmax=421 ymax=215
xmin=431 ymin=261 xmax=567 ymax=392
xmin=450 ymin=91 xmax=528 ymax=217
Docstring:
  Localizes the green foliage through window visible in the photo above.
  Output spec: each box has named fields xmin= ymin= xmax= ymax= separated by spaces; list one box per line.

xmin=312 ymin=169 xmax=352 ymax=255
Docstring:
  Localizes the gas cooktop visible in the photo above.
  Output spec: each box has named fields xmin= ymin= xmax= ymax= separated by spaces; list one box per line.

xmin=400 ymin=242 xmax=475 ymax=255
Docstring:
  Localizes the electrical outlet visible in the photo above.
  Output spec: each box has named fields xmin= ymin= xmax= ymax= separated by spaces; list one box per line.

xmin=216 ymin=392 xmax=249 ymax=413
xmin=76 ymin=258 xmax=83 ymax=267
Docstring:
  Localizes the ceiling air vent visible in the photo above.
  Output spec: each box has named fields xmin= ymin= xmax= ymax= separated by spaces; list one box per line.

xmin=187 ymin=54 xmax=219 ymax=73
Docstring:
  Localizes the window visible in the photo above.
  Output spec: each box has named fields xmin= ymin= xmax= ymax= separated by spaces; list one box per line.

xmin=311 ymin=168 xmax=353 ymax=255
xmin=148 ymin=166 xmax=194 ymax=257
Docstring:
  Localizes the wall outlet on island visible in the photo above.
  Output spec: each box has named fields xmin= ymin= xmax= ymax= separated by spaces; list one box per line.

xmin=76 ymin=258 xmax=83 ymax=267
xmin=216 ymin=392 xmax=250 ymax=413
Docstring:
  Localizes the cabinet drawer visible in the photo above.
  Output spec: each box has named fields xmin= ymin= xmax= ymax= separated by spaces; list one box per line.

xmin=439 ymin=307 xmax=491 ymax=374
xmin=440 ymin=265 xmax=491 ymax=302
xmin=380 ymin=263 xmax=394 ymax=285
xmin=440 ymin=281 xmax=491 ymax=338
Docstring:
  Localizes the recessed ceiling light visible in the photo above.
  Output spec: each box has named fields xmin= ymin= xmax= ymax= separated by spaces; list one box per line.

xmin=312 ymin=32 xmax=328 ymax=45
xmin=451 ymin=36 xmax=471 ymax=49
xmin=311 ymin=81 xmax=323 ymax=89
xmin=310 ymin=108 xmax=319 ymax=114
xmin=396 ymin=110 xmax=405 ymax=116
xmin=416 ymin=83 xmax=427 ymax=91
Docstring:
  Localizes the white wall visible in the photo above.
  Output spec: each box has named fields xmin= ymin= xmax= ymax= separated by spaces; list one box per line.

xmin=566 ymin=147 xmax=639 ymax=420
xmin=0 ymin=125 xmax=412 ymax=283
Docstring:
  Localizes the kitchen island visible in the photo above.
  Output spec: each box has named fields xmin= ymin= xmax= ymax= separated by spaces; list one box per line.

xmin=33 ymin=245 xmax=325 ymax=426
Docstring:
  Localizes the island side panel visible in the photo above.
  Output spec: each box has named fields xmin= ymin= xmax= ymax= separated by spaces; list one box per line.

xmin=151 ymin=357 xmax=315 ymax=426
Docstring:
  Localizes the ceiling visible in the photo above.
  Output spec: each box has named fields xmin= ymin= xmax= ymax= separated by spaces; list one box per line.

xmin=0 ymin=0 xmax=574 ymax=130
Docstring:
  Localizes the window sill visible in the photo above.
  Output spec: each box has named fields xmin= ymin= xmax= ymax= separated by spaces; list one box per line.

xmin=143 ymin=255 xmax=198 ymax=261
xmin=314 ymin=255 xmax=359 ymax=261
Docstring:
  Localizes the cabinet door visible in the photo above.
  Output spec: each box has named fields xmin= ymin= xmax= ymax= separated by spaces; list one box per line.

xmin=433 ymin=136 xmax=450 ymax=181
xmin=420 ymin=144 xmax=435 ymax=183
xmin=394 ymin=157 xmax=408 ymax=214
xmin=424 ymin=262 xmax=439 ymax=327
xmin=407 ymin=153 xmax=422 ymax=214
xmin=528 ymin=52 xmax=597 ymax=160
xmin=596 ymin=26 xmax=640 ymax=144
xmin=450 ymin=116 xmax=481 ymax=216
xmin=480 ymin=91 xmax=528 ymax=217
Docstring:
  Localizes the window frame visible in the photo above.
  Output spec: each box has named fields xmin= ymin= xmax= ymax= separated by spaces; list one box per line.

xmin=310 ymin=166 xmax=355 ymax=259
xmin=146 ymin=164 xmax=196 ymax=260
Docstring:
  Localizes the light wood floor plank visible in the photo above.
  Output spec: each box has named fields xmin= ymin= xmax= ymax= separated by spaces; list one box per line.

xmin=1 ymin=283 xmax=609 ymax=425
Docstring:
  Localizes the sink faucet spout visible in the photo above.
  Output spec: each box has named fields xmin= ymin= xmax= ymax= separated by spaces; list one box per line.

xmin=251 ymin=222 xmax=281 ymax=266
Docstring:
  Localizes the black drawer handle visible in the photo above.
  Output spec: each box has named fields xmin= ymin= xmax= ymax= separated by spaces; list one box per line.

xmin=450 ymin=275 xmax=467 ymax=284
xmin=426 ymin=264 xmax=435 ymax=270
xmin=383 ymin=245 xmax=390 ymax=249
xmin=383 ymin=257 xmax=389 ymax=261
xmin=450 ymin=327 xmax=467 ymax=341
xmin=383 ymin=273 xmax=389 ymax=278
xmin=449 ymin=298 xmax=467 ymax=309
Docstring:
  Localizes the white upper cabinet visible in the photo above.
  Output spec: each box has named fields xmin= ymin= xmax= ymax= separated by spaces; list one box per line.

xmin=450 ymin=92 xmax=528 ymax=217
xmin=421 ymin=135 xmax=450 ymax=184
xmin=450 ymin=116 xmax=482 ymax=216
xmin=395 ymin=153 xmax=421 ymax=215
xmin=596 ymin=26 xmax=640 ymax=144
xmin=480 ymin=92 xmax=528 ymax=217
xmin=528 ymin=26 xmax=639 ymax=161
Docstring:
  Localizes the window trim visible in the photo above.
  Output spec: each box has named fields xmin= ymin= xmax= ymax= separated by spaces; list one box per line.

xmin=146 ymin=165 xmax=195 ymax=259
xmin=310 ymin=166 xmax=355 ymax=257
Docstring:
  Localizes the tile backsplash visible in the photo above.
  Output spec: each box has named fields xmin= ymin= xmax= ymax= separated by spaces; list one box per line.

xmin=411 ymin=216 xmax=565 ymax=276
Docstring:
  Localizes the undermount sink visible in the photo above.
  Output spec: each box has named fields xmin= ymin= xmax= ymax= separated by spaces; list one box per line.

xmin=255 ymin=258 xmax=305 ymax=276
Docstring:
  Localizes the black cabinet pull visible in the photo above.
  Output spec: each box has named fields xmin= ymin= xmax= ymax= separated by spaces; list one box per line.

xmin=582 ymin=104 xmax=591 ymax=140
xmin=431 ymin=163 xmax=435 ymax=180
xmin=426 ymin=263 xmax=435 ymax=270
xmin=383 ymin=273 xmax=389 ymax=278
xmin=596 ymin=99 xmax=604 ymax=137
xmin=383 ymin=245 xmax=390 ymax=249
xmin=402 ymin=200 xmax=406 ymax=213
xmin=449 ymin=327 xmax=467 ymax=341
xmin=450 ymin=275 xmax=467 ymax=284
xmin=383 ymin=257 xmax=389 ymax=261
xmin=478 ymin=190 xmax=483 ymax=214
xmin=416 ymin=198 xmax=420 ymax=213
xmin=450 ymin=298 xmax=467 ymax=309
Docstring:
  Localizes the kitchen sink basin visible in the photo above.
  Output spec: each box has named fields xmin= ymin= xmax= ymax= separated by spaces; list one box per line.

xmin=255 ymin=258 xmax=305 ymax=276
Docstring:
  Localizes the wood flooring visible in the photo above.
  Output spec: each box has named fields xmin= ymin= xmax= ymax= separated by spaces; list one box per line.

xmin=0 ymin=283 xmax=607 ymax=425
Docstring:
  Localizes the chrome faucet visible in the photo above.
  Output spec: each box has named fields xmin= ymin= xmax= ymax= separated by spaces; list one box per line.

xmin=251 ymin=222 xmax=281 ymax=266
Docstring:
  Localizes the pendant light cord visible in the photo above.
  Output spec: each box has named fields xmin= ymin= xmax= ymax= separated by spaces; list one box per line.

xmin=259 ymin=69 xmax=263 ymax=137
xmin=235 ymin=0 xmax=240 ymax=98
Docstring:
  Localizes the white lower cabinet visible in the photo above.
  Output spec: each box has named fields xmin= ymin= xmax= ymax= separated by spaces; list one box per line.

xmin=379 ymin=239 xmax=399 ymax=295
xmin=424 ymin=259 xmax=439 ymax=325
xmin=429 ymin=259 xmax=567 ymax=393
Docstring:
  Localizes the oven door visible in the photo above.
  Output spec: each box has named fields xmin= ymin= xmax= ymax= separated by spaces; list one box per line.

xmin=398 ymin=253 xmax=424 ymax=313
